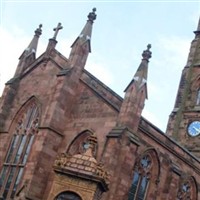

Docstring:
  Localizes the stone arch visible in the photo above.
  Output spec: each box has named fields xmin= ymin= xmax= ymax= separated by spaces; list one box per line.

xmin=189 ymin=176 xmax=198 ymax=200
xmin=8 ymin=96 xmax=41 ymax=133
xmin=141 ymin=148 xmax=160 ymax=182
xmin=67 ymin=129 xmax=98 ymax=158
xmin=128 ymin=148 xmax=160 ymax=199
xmin=0 ymin=96 xmax=40 ymax=199
xmin=177 ymin=175 xmax=198 ymax=200
xmin=54 ymin=191 xmax=82 ymax=200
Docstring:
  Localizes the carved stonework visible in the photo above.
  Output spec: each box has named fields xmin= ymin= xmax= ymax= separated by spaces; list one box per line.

xmin=48 ymin=133 xmax=109 ymax=200
xmin=67 ymin=130 xmax=97 ymax=157
xmin=15 ymin=103 xmax=39 ymax=135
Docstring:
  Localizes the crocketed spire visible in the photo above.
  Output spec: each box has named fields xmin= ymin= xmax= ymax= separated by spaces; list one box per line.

xmin=71 ymin=8 xmax=97 ymax=53
xmin=132 ymin=44 xmax=152 ymax=90
xmin=20 ymin=24 xmax=42 ymax=58
xmin=14 ymin=24 xmax=42 ymax=77
xmin=124 ymin=44 xmax=152 ymax=93
xmin=118 ymin=45 xmax=152 ymax=130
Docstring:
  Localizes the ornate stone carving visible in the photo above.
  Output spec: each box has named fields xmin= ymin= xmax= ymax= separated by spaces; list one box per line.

xmin=51 ymin=132 xmax=109 ymax=200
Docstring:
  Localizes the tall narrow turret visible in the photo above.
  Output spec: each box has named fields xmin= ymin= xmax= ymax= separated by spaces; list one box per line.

xmin=68 ymin=8 xmax=96 ymax=70
xmin=117 ymin=45 xmax=152 ymax=131
xmin=14 ymin=24 xmax=42 ymax=77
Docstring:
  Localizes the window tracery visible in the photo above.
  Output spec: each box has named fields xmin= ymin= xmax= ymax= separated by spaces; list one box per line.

xmin=177 ymin=181 xmax=191 ymax=200
xmin=0 ymin=102 xmax=39 ymax=199
xmin=128 ymin=154 xmax=152 ymax=200
xmin=67 ymin=130 xmax=97 ymax=158
xmin=177 ymin=177 xmax=197 ymax=200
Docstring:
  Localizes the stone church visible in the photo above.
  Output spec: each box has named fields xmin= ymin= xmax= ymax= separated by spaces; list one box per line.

xmin=0 ymin=8 xmax=200 ymax=200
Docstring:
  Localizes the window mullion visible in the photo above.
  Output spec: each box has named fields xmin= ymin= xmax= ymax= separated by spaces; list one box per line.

xmin=0 ymin=103 xmax=39 ymax=199
xmin=6 ymin=166 xmax=20 ymax=199
xmin=0 ymin=166 xmax=9 ymax=194
xmin=22 ymin=134 xmax=35 ymax=164
xmin=5 ymin=134 xmax=19 ymax=163
xmin=134 ymin=174 xmax=142 ymax=200
xmin=14 ymin=134 xmax=28 ymax=164
xmin=1 ymin=166 xmax=16 ymax=199
xmin=19 ymin=134 xmax=31 ymax=164
xmin=9 ymin=135 xmax=23 ymax=164
xmin=0 ymin=165 xmax=21 ymax=196
xmin=11 ymin=167 xmax=24 ymax=198
xmin=143 ymin=179 xmax=149 ymax=200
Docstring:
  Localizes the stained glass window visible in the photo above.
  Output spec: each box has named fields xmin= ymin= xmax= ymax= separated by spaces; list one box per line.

xmin=177 ymin=181 xmax=191 ymax=200
xmin=0 ymin=102 xmax=39 ymax=199
xmin=128 ymin=155 xmax=151 ymax=200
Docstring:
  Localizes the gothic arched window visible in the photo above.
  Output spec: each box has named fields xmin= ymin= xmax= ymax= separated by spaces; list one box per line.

xmin=0 ymin=102 xmax=39 ymax=199
xmin=177 ymin=177 xmax=197 ymax=200
xmin=67 ymin=130 xmax=97 ymax=158
xmin=128 ymin=155 xmax=152 ymax=200
xmin=55 ymin=191 xmax=82 ymax=200
xmin=177 ymin=182 xmax=191 ymax=200
xmin=196 ymin=89 xmax=200 ymax=105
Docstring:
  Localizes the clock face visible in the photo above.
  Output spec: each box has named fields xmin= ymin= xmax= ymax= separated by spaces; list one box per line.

xmin=187 ymin=121 xmax=200 ymax=137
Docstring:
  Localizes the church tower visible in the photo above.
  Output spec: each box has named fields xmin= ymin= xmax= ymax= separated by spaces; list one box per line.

xmin=167 ymin=17 xmax=200 ymax=156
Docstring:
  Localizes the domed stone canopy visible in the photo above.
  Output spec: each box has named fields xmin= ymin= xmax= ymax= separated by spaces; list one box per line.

xmin=53 ymin=133 xmax=109 ymax=192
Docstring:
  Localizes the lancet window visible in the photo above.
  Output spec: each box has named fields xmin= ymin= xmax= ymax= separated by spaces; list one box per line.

xmin=128 ymin=154 xmax=152 ymax=200
xmin=177 ymin=182 xmax=191 ymax=200
xmin=177 ymin=177 xmax=197 ymax=200
xmin=196 ymin=89 xmax=200 ymax=105
xmin=0 ymin=102 xmax=39 ymax=199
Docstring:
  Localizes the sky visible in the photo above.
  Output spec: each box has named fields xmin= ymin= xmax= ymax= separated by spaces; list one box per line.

xmin=0 ymin=0 xmax=200 ymax=132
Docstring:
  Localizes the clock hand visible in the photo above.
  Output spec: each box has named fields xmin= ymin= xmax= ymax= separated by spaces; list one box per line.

xmin=193 ymin=127 xmax=200 ymax=133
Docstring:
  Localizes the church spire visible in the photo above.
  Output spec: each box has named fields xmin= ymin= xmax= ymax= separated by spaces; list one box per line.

xmin=166 ymin=16 xmax=200 ymax=142
xmin=15 ymin=24 xmax=42 ymax=77
xmin=117 ymin=45 xmax=152 ymax=131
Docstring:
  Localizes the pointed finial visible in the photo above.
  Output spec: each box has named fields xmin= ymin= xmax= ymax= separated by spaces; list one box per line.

xmin=87 ymin=8 xmax=97 ymax=23
xmin=194 ymin=16 xmax=200 ymax=36
xmin=52 ymin=22 xmax=63 ymax=40
xmin=142 ymin=44 xmax=152 ymax=61
xmin=197 ymin=17 xmax=200 ymax=31
xmin=34 ymin=24 xmax=42 ymax=37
